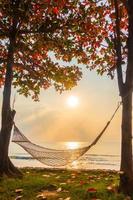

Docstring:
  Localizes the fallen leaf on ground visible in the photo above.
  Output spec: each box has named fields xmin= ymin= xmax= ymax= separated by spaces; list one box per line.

xmin=71 ymin=175 xmax=76 ymax=179
xmin=60 ymin=182 xmax=66 ymax=185
xmin=36 ymin=193 xmax=47 ymax=199
xmin=106 ymin=184 xmax=117 ymax=193
xmin=67 ymin=179 xmax=72 ymax=183
xmin=15 ymin=189 xmax=23 ymax=193
xmin=87 ymin=188 xmax=97 ymax=193
xmin=57 ymin=187 xmax=62 ymax=192
xmin=124 ymin=196 xmax=131 ymax=200
xmin=106 ymin=186 xmax=113 ymax=191
xmin=37 ymin=190 xmax=59 ymax=198
xmin=15 ymin=195 xmax=23 ymax=200
xmin=55 ymin=176 xmax=60 ymax=179
xmin=97 ymin=177 xmax=101 ymax=180
xmin=91 ymin=199 xmax=101 ymax=200
xmin=71 ymin=173 xmax=77 ymax=176
xmin=80 ymin=180 xmax=85 ymax=185
xmin=63 ymin=189 xmax=69 ymax=193
xmin=64 ymin=197 xmax=71 ymax=200
xmin=42 ymin=174 xmax=50 ymax=177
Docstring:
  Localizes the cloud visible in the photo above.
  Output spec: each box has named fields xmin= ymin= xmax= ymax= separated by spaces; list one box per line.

xmin=23 ymin=107 xmax=95 ymax=142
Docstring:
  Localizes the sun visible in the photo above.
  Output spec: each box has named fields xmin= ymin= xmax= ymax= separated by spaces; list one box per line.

xmin=66 ymin=95 xmax=79 ymax=108
xmin=66 ymin=142 xmax=80 ymax=149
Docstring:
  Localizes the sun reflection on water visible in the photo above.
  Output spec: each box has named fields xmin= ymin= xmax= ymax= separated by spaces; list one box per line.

xmin=65 ymin=142 xmax=81 ymax=169
xmin=65 ymin=142 xmax=80 ymax=149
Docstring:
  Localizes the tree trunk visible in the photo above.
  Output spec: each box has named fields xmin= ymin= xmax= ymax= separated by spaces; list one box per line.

xmin=0 ymin=35 xmax=22 ymax=177
xmin=119 ymin=0 xmax=133 ymax=194
xmin=119 ymin=90 xmax=133 ymax=194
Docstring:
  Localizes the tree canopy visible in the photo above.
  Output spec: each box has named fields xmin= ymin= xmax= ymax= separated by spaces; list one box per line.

xmin=0 ymin=0 xmax=127 ymax=101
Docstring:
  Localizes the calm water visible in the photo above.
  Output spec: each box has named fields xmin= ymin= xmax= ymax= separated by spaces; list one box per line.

xmin=10 ymin=142 xmax=120 ymax=170
xmin=10 ymin=153 xmax=120 ymax=170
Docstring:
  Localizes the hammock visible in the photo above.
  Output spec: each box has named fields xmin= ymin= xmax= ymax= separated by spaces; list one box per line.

xmin=12 ymin=102 xmax=121 ymax=167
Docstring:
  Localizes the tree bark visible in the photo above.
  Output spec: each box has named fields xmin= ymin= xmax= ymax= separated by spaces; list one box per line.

xmin=119 ymin=0 xmax=133 ymax=194
xmin=119 ymin=90 xmax=133 ymax=194
xmin=0 ymin=32 xmax=22 ymax=177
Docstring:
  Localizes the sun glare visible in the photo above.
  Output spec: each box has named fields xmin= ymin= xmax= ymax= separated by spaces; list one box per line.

xmin=66 ymin=142 xmax=80 ymax=149
xmin=66 ymin=95 xmax=79 ymax=108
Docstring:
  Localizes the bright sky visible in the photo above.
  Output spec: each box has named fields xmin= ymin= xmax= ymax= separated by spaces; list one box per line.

xmin=0 ymin=66 xmax=124 ymax=155
xmin=1 ymin=49 xmax=128 ymax=156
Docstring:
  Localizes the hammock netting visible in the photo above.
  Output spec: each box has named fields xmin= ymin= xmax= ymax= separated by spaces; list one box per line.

xmin=12 ymin=125 xmax=92 ymax=166
xmin=12 ymin=101 xmax=121 ymax=167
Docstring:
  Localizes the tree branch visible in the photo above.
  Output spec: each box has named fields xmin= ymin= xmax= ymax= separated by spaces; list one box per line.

xmin=13 ymin=62 xmax=46 ymax=82
xmin=114 ymin=0 xmax=125 ymax=96
xmin=0 ymin=59 xmax=5 ymax=64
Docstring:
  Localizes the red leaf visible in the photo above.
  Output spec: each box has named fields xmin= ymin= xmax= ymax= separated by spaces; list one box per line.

xmin=53 ymin=7 xmax=59 ymax=15
xmin=87 ymin=188 xmax=97 ymax=193
xmin=80 ymin=180 xmax=85 ymax=185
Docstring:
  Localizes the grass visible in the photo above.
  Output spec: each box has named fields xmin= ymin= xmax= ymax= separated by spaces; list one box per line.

xmin=0 ymin=168 xmax=130 ymax=200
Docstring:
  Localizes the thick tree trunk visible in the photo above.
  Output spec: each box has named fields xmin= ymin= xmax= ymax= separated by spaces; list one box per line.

xmin=0 ymin=110 xmax=22 ymax=177
xmin=119 ymin=90 xmax=133 ymax=194
xmin=0 ymin=34 xmax=22 ymax=177
xmin=119 ymin=0 xmax=133 ymax=194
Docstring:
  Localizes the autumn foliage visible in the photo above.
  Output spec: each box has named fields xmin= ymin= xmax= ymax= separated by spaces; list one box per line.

xmin=0 ymin=0 xmax=128 ymax=100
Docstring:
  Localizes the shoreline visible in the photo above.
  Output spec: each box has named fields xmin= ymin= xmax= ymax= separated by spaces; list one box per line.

xmin=18 ymin=166 xmax=120 ymax=173
xmin=10 ymin=153 xmax=120 ymax=171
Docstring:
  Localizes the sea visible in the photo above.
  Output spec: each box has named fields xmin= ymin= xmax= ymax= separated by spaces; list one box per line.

xmin=10 ymin=153 xmax=120 ymax=170
xmin=9 ymin=142 xmax=121 ymax=171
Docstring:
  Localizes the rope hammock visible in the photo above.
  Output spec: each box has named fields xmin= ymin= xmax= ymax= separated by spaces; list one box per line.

xmin=12 ymin=102 xmax=121 ymax=167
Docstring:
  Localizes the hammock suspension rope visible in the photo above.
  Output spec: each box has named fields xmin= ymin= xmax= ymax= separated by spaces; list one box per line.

xmin=12 ymin=101 xmax=122 ymax=167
